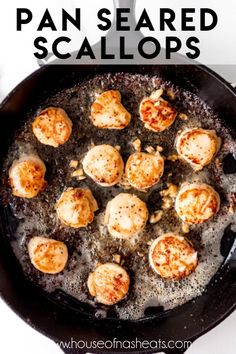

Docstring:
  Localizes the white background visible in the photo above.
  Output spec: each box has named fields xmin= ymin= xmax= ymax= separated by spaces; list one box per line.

xmin=1 ymin=0 xmax=236 ymax=66
xmin=0 ymin=1 xmax=236 ymax=353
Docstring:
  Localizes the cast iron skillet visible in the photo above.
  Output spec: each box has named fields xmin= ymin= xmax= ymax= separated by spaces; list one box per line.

xmin=0 ymin=1 xmax=236 ymax=354
xmin=0 ymin=63 xmax=236 ymax=354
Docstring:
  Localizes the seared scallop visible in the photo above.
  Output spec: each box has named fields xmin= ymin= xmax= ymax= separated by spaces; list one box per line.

xmin=176 ymin=128 xmax=221 ymax=170
xmin=175 ymin=183 xmax=220 ymax=224
xmin=91 ymin=90 xmax=131 ymax=129
xmin=83 ymin=145 xmax=124 ymax=186
xmin=87 ymin=263 xmax=130 ymax=305
xmin=125 ymin=151 xmax=164 ymax=190
xmin=139 ymin=91 xmax=177 ymax=132
xmin=56 ymin=188 xmax=98 ymax=228
xmin=28 ymin=236 xmax=68 ymax=274
xmin=32 ymin=107 xmax=72 ymax=147
xmin=104 ymin=193 xmax=148 ymax=239
xmin=149 ymin=233 xmax=198 ymax=279
xmin=9 ymin=154 xmax=47 ymax=198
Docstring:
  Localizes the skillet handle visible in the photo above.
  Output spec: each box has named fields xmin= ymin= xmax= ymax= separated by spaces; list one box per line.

xmin=38 ymin=0 xmax=143 ymax=66
xmin=113 ymin=0 xmax=137 ymax=25
xmin=114 ymin=0 xmax=136 ymax=11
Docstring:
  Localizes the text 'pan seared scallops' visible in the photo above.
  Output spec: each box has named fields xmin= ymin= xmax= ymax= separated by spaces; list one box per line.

xmin=105 ymin=193 xmax=148 ymax=239
xmin=90 ymin=90 xmax=131 ymax=129
xmin=149 ymin=234 xmax=198 ymax=279
xmin=82 ymin=144 xmax=124 ymax=186
xmin=56 ymin=188 xmax=98 ymax=228
xmin=175 ymin=183 xmax=220 ymax=224
xmin=176 ymin=128 xmax=221 ymax=171
xmin=28 ymin=236 xmax=68 ymax=274
xmin=139 ymin=89 xmax=177 ymax=132
xmin=87 ymin=263 xmax=130 ymax=305
xmin=125 ymin=151 xmax=164 ymax=190
xmin=32 ymin=107 xmax=72 ymax=147
xmin=9 ymin=154 xmax=47 ymax=198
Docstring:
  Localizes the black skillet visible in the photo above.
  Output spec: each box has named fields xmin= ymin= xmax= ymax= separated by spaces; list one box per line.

xmin=0 ymin=1 xmax=236 ymax=354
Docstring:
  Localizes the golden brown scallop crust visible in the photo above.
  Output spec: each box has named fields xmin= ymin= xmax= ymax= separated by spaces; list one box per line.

xmin=139 ymin=97 xmax=177 ymax=132
xmin=125 ymin=151 xmax=164 ymax=190
xmin=56 ymin=188 xmax=98 ymax=228
xmin=91 ymin=90 xmax=131 ymax=129
xmin=32 ymin=107 xmax=72 ymax=147
xmin=176 ymin=128 xmax=220 ymax=170
xmin=149 ymin=234 xmax=198 ymax=279
xmin=28 ymin=237 xmax=68 ymax=274
xmin=87 ymin=263 xmax=130 ymax=305
xmin=82 ymin=145 xmax=124 ymax=186
xmin=175 ymin=183 xmax=220 ymax=224
xmin=9 ymin=155 xmax=47 ymax=198
xmin=104 ymin=193 xmax=149 ymax=239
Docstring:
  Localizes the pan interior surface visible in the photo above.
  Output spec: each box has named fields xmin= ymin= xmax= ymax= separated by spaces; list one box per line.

xmin=1 ymin=70 xmax=236 ymax=322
